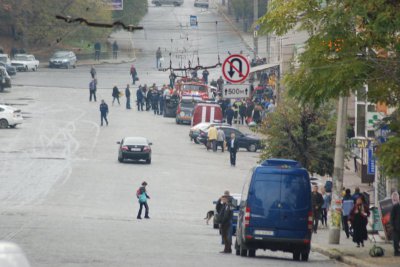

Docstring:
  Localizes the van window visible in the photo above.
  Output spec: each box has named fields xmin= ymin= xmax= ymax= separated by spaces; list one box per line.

xmin=252 ymin=174 xmax=281 ymax=215
xmin=280 ymin=174 xmax=310 ymax=210
xmin=240 ymin=168 xmax=254 ymax=205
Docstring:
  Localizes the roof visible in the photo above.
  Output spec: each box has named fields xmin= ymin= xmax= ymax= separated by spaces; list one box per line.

xmin=249 ymin=63 xmax=279 ymax=74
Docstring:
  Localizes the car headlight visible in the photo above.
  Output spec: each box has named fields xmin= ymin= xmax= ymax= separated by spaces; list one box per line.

xmin=180 ymin=111 xmax=185 ymax=116
xmin=62 ymin=59 xmax=68 ymax=62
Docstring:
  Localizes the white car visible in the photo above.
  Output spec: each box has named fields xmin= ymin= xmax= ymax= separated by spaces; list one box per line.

xmin=0 ymin=104 xmax=23 ymax=128
xmin=11 ymin=54 xmax=40 ymax=71
xmin=194 ymin=0 xmax=209 ymax=8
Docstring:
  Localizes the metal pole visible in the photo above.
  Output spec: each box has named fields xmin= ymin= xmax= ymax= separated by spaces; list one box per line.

xmin=266 ymin=0 xmax=270 ymax=63
xmin=253 ymin=0 xmax=258 ymax=60
xmin=328 ymin=96 xmax=348 ymax=244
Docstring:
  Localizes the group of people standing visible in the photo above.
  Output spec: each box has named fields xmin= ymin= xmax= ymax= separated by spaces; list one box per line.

xmin=135 ymin=83 xmax=169 ymax=115
xmin=206 ymin=125 xmax=239 ymax=167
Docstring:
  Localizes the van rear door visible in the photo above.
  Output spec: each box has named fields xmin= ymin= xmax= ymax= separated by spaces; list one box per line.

xmin=279 ymin=171 xmax=311 ymax=234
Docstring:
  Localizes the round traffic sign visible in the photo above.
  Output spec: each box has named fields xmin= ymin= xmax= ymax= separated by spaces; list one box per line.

xmin=222 ymin=54 xmax=250 ymax=84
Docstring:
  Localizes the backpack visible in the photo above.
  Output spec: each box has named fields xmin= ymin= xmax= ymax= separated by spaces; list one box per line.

xmin=369 ymin=245 xmax=384 ymax=257
xmin=139 ymin=192 xmax=147 ymax=203
xmin=325 ymin=181 xmax=333 ymax=193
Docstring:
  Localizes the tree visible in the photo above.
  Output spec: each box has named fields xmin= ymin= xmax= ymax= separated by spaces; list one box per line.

xmin=112 ymin=0 xmax=148 ymax=25
xmin=259 ymin=96 xmax=337 ymax=176
xmin=259 ymin=0 xmax=400 ymax=179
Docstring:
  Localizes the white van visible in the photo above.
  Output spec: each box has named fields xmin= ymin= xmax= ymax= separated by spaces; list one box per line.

xmin=152 ymin=0 xmax=183 ymax=6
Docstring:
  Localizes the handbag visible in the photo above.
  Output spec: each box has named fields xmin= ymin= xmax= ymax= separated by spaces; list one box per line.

xmin=369 ymin=245 xmax=384 ymax=257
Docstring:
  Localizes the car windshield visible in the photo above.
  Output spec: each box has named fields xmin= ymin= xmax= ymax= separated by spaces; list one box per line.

xmin=182 ymin=84 xmax=207 ymax=93
xmin=14 ymin=55 xmax=29 ymax=60
xmin=180 ymin=101 xmax=195 ymax=109
xmin=124 ymin=138 xmax=148 ymax=146
xmin=53 ymin=52 xmax=68 ymax=58
xmin=0 ymin=56 xmax=7 ymax=63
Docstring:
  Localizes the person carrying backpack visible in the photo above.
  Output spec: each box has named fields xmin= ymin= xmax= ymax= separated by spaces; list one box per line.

xmin=137 ymin=181 xmax=150 ymax=219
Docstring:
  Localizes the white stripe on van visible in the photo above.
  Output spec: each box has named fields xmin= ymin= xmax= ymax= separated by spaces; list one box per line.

xmin=202 ymin=106 xmax=206 ymax=122
xmin=210 ymin=107 xmax=215 ymax=122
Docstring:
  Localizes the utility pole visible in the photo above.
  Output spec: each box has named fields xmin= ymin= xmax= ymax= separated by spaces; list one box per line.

xmin=266 ymin=0 xmax=270 ymax=63
xmin=253 ymin=0 xmax=258 ymax=60
xmin=329 ymin=96 xmax=348 ymax=244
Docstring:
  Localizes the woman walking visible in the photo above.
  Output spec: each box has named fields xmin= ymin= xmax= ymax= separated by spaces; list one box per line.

xmin=112 ymin=85 xmax=120 ymax=106
xmin=350 ymin=197 xmax=370 ymax=247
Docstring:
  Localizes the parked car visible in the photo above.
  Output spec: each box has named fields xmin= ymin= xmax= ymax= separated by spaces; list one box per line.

xmin=0 ymin=66 xmax=11 ymax=92
xmin=0 ymin=62 xmax=16 ymax=76
xmin=163 ymin=94 xmax=180 ymax=118
xmin=197 ymin=126 xmax=262 ymax=152
xmin=11 ymin=54 xmax=39 ymax=71
xmin=152 ymin=0 xmax=183 ymax=6
xmin=194 ymin=0 xmax=209 ymax=8
xmin=191 ymin=102 xmax=223 ymax=126
xmin=176 ymin=98 xmax=197 ymax=125
xmin=0 ymin=104 xmax=23 ymax=128
xmin=0 ymin=54 xmax=11 ymax=65
xmin=189 ymin=122 xmax=229 ymax=143
xmin=235 ymin=159 xmax=312 ymax=261
xmin=117 ymin=137 xmax=152 ymax=164
xmin=49 ymin=51 xmax=77 ymax=69
xmin=0 ymin=242 xmax=31 ymax=267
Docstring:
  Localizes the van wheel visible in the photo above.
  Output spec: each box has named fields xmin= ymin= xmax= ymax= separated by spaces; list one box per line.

xmin=0 ymin=119 xmax=9 ymax=129
xmin=301 ymin=252 xmax=309 ymax=261
xmin=240 ymin=246 xmax=247 ymax=257
xmin=248 ymin=249 xmax=256 ymax=257
xmin=293 ymin=252 xmax=300 ymax=261
xmin=118 ymin=156 xmax=124 ymax=163
xmin=146 ymin=158 xmax=151 ymax=164
xmin=247 ymin=144 xmax=257 ymax=152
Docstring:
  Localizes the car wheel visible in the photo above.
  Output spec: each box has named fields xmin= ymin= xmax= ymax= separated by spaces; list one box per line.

xmin=301 ymin=252 xmax=309 ymax=261
xmin=176 ymin=120 xmax=180 ymax=124
xmin=0 ymin=119 xmax=9 ymax=129
xmin=146 ymin=158 xmax=151 ymax=164
xmin=248 ymin=249 xmax=256 ymax=257
xmin=0 ymin=85 xmax=4 ymax=92
xmin=9 ymin=125 xmax=16 ymax=128
xmin=293 ymin=252 xmax=301 ymax=261
xmin=240 ymin=246 xmax=247 ymax=257
xmin=247 ymin=144 xmax=257 ymax=152
xmin=33 ymin=66 xmax=37 ymax=71
xmin=118 ymin=156 xmax=124 ymax=163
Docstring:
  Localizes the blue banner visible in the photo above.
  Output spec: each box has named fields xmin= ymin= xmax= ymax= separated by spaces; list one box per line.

xmin=367 ymin=147 xmax=375 ymax=175
xmin=190 ymin=15 xmax=198 ymax=28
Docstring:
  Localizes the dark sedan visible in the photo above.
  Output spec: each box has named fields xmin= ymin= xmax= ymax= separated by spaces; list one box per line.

xmin=0 ymin=62 xmax=16 ymax=76
xmin=197 ymin=126 xmax=262 ymax=152
xmin=117 ymin=137 xmax=152 ymax=164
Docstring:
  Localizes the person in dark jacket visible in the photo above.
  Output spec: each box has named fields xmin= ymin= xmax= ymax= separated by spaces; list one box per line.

xmin=136 ymin=86 xmax=144 ymax=111
xmin=112 ymin=85 xmax=120 ymax=106
xmin=226 ymin=106 xmax=235 ymax=126
xmin=342 ymin=189 xmax=354 ymax=238
xmin=350 ymin=197 xmax=370 ymax=247
xmin=125 ymin=84 xmax=131 ymax=109
xmin=239 ymin=101 xmax=246 ymax=124
xmin=151 ymin=87 xmax=160 ymax=115
xmin=90 ymin=65 xmax=96 ymax=79
xmin=136 ymin=181 xmax=150 ymax=219
xmin=219 ymin=195 xmax=233 ymax=253
xmin=99 ymin=100 xmax=109 ymax=126
xmin=89 ymin=78 xmax=97 ymax=102
xmin=130 ymin=65 xmax=138 ymax=85
xmin=252 ymin=105 xmax=262 ymax=124
xmin=228 ymin=133 xmax=239 ymax=166
xmin=390 ymin=192 xmax=400 ymax=256
xmin=202 ymin=69 xmax=209 ymax=84
xmin=311 ymin=185 xmax=324 ymax=233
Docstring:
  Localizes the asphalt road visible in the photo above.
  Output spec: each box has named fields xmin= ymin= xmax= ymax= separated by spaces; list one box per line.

xmin=0 ymin=1 xmax=344 ymax=266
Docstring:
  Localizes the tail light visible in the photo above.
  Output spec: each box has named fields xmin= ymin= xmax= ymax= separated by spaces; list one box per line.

xmin=143 ymin=146 xmax=151 ymax=152
xmin=307 ymin=210 xmax=313 ymax=231
xmin=245 ymin=206 xmax=251 ymax=227
xmin=121 ymin=146 xmax=129 ymax=151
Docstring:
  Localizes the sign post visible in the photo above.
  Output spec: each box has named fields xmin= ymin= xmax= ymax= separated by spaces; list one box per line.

xmin=222 ymin=54 xmax=250 ymax=84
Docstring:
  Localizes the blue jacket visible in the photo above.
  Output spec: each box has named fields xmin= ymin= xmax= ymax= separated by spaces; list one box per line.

xmin=342 ymin=196 xmax=354 ymax=216
xmin=136 ymin=89 xmax=143 ymax=101
xmin=100 ymin=103 xmax=108 ymax=114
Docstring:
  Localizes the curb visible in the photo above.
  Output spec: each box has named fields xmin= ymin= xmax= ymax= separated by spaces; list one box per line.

xmin=214 ymin=4 xmax=254 ymax=54
xmin=77 ymin=57 xmax=136 ymax=67
xmin=312 ymin=244 xmax=377 ymax=267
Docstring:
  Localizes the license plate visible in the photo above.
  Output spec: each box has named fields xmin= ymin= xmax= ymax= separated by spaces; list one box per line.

xmin=254 ymin=230 xmax=274 ymax=236
xmin=131 ymin=148 xmax=141 ymax=152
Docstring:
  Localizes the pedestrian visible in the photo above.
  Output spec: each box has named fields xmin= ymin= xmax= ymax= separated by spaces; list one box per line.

xmin=156 ymin=47 xmax=162 ymax=69
xmin=207 ymin=124 xmax=218 ymax=152
xmin=228 ymin=133 xmax=239 ymax=166
xmin=202 ymin=69 xmax=209 ymax=84
xmin=169 ymin=71 xmax=176 ymax=88
xmin=94 ymin=41 xmax=101 ymax=61
xmin=112 ymin=40 xmax=119 ymax=59
xmin=349 ymin=197 xmax=370 ymax=247
xmin=342 ymin=188 xmax=354 ymax=238
xmin=136 ymin=181 xmax=150 ymax=219
xmin=158 ymin=87 xmax=165 ymax=115
xmin=311 ymin=185 xmax=324 ymax=233
xmin=219 ymin=195 xmax=233 ymax=253
xmin=252 ymin=105 xmax=262 ymax=124
xmin=321 ymin=187 xmax=331 ymax=227
xmin=89 ymin=78 xmax=97 ymax=102
xmin=226 ymin=105 xmax=234 ymax=126
xmin=99 ymin=100 xmax=109 ymax=126
xmin=125 ymin=84 xmax=131 ymax=109
xmin=216 ymin=127 xmax=225 ymax=152
xmin=90 ymin=65 xmax=96 ymax=79
xmin=239 ymin=101 xmax=246 ymax=124
xmin=151 ymin=86 xmax=160 ymax=115
xmin=112 ymin=85 xmax=120 ymax=105
xmin=144 ymin=85 xmax=151 ymax=111
xmin=136 ymin=86 xmax=144 ymax=111
xmin=130 ymin=65 xmax=138 ymax=85
xmin=390 ymin=191 xmax=400 ymax=256
xmin=352 ymin=187 xmax=361 ymax=203
xmin=217 ymin=76 xmax=224 ymax=91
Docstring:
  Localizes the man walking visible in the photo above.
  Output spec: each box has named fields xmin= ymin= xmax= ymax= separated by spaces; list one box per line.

xmin=390 ymin=191 xmax=400 ymax=256
xmin=207 ymin=124 xmax=218 ymax=152
xmin=136 ymin=86 xmax=144 ymax=111
xmin=311 ymin=185 xmax=324 ymax=233
xmin=228 ymin=133 xmax=239 ymax=166
xmin=89 ymin=78 xmax=97 ymax=102
xmin=125 ymin=84 xmax=131 ymax=109
xmin=216 ymin=127 xmax=225 ymax=152
xmin=94 ymin=42 xmax=101 ymax=61
xmin=130 ymin=65 xmax=138 ymax=85
xmin=90 ymin=65 xmax=96 ymax=79
xmin=112 ymin=85 xmax=120 ymax=106
xmin=156 ymin=47 xmax=162 ymax=69
xmin=137 ymin=181 xmax=150 ymax=219
xmin=99 ymin=100 xmax=109 ymax=126
xmin=217 ymin=76 xmax=224 ymax=91
xmin=112 ymin=40 xmax=119 ymax=59
xmin=219 ymin=195 xmax=233 ymax=253
xmin=202 ymin=69 xmax=209 ymax=84
xmin=342 ymin=188 xmax=354 ymax=238
xmin=226 ymin=105 xmax=235 ymax=126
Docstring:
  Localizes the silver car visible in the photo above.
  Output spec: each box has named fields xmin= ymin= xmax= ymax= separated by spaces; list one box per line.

xmin=152 ymin=0 xmax=183 ymax=6
xmin=49 ymin=51 xmax=77 ymax=69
